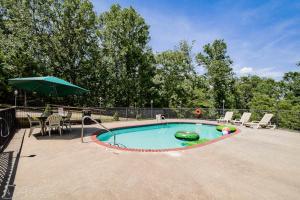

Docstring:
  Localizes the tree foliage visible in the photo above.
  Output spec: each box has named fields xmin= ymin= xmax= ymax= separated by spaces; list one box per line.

xmin=99 ymin=4 xmax=155 ymax=107
xmin=154 ymin=41 xmax=197 ymax=107
xmin=0 ymin=1 xmax=299 ymax=129
xmin=196 ymin=39 xmax=235 ymax=109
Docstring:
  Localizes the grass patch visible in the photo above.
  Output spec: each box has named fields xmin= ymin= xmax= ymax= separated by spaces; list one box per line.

xmin=182 ymin=138 xmax=210 ymax=146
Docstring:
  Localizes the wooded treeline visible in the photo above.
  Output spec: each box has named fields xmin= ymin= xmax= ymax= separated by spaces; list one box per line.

xmin=0 ymin=0 xmax=299 ymax=117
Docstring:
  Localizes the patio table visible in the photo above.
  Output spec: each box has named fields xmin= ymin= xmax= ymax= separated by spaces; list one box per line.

xmin=59 ymin=115 xmax=69 ymax=130
xmin=36 ymin=116 xmax=48 ymax=135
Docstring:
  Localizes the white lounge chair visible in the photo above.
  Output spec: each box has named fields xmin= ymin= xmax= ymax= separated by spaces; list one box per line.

xmin=231 ymin=112 xmax=251 ymax=126
xmin=244 ymin=113 xmax=276 ymax=129
xmin=217 ymin=112 xmax=233 ymax=123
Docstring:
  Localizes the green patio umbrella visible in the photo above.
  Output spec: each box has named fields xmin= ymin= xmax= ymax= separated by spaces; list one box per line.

xmin=8 ymin=76 xmax=89 ymax=97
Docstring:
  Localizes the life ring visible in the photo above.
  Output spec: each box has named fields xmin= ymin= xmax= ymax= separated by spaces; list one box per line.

xmin=195 ymin=108 xmax=202 ymax=115
xmin=216 ymin=125 xmax=236 ymax=133
xmin=175 ymin=131 xmax=200 ymax=141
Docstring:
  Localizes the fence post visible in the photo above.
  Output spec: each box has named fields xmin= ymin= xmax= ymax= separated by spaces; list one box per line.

xmin=222 ymin=99 xmax=225 ymax=115
xmin=179 ymin=107 xmax=182 ymax=119
xmin=275 ymin=109 xmax=279 ymax=128
xmin=275 ymin=99 xmax=279 ymax=128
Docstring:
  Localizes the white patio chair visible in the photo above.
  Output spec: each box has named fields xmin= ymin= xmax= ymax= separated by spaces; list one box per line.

xmin=156 ymin=114 xmax=165 ymax=121
xmin=58 ymin=107 xmax=65 ymax=116
xmin=244 ymin=113 xmax=276 ymax=129
xmin=217 ymin=111 xmax=233 ymax=123
xmin=27 ymin=114 xmax=42 ymax=137
xmin=45 ymin=114 xmax=62 ymax=136
xmin=231 ymin=112 xmax=252 ymax=126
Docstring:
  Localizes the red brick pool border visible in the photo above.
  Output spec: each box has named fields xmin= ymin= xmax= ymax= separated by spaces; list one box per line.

xmin=91 ymin=122 xmax=240 ymax=152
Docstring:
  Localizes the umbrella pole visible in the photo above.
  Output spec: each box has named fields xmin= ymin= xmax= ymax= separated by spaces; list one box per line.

xmin=24 ymin=91 xmax=27 ymax=107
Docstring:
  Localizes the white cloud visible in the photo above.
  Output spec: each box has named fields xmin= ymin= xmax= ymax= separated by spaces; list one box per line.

xmin=255 ymin=67 xmax=283 ymax=79
xmin=240 ymin=67 xmax=253 ymax=74
xmin=237 ymin=67 xmax=284 ymax=79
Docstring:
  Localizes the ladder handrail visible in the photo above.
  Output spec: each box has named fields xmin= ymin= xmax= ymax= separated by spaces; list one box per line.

xmin=81 ymin=116 xmax=116 ymax=144
xmin=0 ymin=117 xmax=10 ymax=138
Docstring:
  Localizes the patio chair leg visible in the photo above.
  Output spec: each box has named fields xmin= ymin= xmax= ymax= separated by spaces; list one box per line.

xmin=271 ymin=125 xmax=276 ymax=129
xmin=69 ymin=124 xmax=72 ymax=136
xmin=29 ymin=127 xmax=33 ymax=137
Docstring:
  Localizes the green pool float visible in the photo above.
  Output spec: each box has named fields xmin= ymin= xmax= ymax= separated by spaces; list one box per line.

xmin=175 ymin=131 xmax=200 ymax=141
xmin=216 ymin=125 xmax=236 ymax=133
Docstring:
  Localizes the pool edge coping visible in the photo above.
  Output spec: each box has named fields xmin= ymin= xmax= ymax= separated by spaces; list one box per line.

xmin=90 ymin=122 xmax=241 ymax=152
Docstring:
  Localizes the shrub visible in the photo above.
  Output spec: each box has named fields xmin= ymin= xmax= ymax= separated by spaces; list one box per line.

xmin=136 ymin=113 xmax=142 ymax=120
xmin=42 ymin=104 xmax=52 ymax=117
xmin=113 ymin=111 xmax=119 ymax=121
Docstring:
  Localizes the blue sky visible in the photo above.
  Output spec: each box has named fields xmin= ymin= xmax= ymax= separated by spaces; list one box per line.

xmin=92 ymin=0 xmax=300 ymax=79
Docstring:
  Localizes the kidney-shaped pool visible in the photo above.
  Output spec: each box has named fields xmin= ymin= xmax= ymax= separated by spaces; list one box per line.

xmin=93 ymin=122 xmax=238 ymax=152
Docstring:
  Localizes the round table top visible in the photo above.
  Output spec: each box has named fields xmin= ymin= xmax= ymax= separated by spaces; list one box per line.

xmin=37 ymin=115 xmax=68 ymax=119
xmin=37 ymin=116 xmax=48 ymax=119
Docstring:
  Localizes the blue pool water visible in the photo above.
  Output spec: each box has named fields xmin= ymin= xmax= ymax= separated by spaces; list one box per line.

xmin=96 ymin=123 xmax=223 ymax=150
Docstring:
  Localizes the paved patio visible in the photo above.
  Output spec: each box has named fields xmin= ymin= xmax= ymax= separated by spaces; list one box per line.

xmin=7 ymin=120 xmax=300 ymax=199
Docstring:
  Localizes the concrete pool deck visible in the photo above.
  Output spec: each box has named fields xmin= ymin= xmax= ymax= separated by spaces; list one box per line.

xmin=8 ymin=119 xmax=300 ymax=199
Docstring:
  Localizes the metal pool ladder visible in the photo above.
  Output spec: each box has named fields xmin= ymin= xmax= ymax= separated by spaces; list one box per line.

xmin=81 ymin=116 xmax=117 ymax=145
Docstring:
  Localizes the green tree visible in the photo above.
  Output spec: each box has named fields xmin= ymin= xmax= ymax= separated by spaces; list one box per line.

xmin=277 ymin=100 xmax=300 ymax=130
xmin=281 ymin=72 xmax=300 ymax=100
xmin=249 ymin=93 xmax=276 ymax=120
xmin=196 ymin=39 xmax=235 ymax=109
xmin=236 ymin=75 xmax=283 ymax=108
xmin=99 ymin=4 xmax=155 ymax=107
xmin=0 ymin=0 xmax=101 ymax=106
xmin=187 ymin=75 xmax=211 ymax=108
xmin=48 ymin=0 xmax=100 ymax=105
xmin=254 ymin=78 xmax=281 ymax=99
xmin=47 ymin=0 xmax=99 ymax=82
xmin=275 ymin=63 xmax=300 ymax=130
xmin=235 ymin=76 xmax=266 ymax=109
xmin=154 ymin=41 xmax=196 ymax=107
xmin=0 ymin=0 xmax=47 ymax=104
xmin=0 ymin=0 xmax=43 ymax=77
xmin=251 ymin=94 xmax=277 ymax=125
xmin=0 ymin=50 xmax=12 ymax=103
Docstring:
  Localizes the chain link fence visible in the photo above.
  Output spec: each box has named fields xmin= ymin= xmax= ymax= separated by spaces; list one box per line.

xmin=13 ymin=105 xmax=300 ymax=131
xmin=0 ymin=107 xmax=17 ymax=152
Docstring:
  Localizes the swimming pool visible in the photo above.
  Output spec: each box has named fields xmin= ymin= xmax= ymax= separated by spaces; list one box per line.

xmin=95 ymin=122 xmax=236 ymax=151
